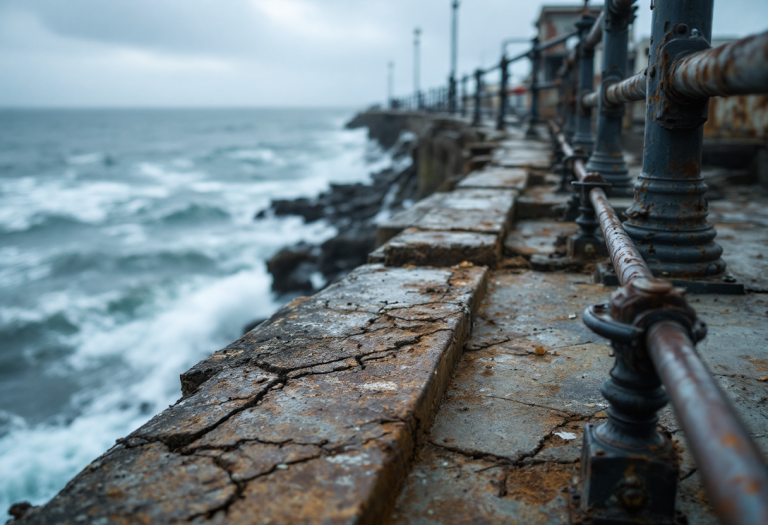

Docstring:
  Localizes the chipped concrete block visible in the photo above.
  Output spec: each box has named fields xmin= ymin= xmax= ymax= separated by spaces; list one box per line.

xmin=413 ymin=189 xmax=516 ymax=235
xmin=383 ymin=228 xmax=500 ymax=267
xmin=515 ymin=185 xmax=570 ymax=219
xmin=504 ymin=220 xmax=577 ymax=257
xmin=20 ymin=264 xmax=488 ymax=525
xmin=458 ymin=167 xmax=529 ymax=193
xmin=18 ymin=443 xmax=237 ymax=524
xmin=493 ymin=147 xmax=551 ymax=170
xmin=376 ymin=192 xmax=449 ymax=246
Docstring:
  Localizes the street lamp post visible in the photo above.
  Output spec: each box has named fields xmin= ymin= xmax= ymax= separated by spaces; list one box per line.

xmin=414 ymin=27 xmax=422 ymax=110
xmin=448 ymin=0 xmax=460 ymax=114
xmin=387 ymin=61 xmax=394 ymax=108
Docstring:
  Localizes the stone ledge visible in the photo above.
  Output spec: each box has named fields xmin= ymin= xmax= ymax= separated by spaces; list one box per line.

xmin=376 ymin=193 xmax=448 ymax=247
xmin=413 ymin=189 xmax=516 ymax=235
xmin=382 ymin=228 xmax=500 ymax=267
xmin=457 ymin=167 xmax=528 ymax=193
xmin=18 ymin=264 xmax=488 ymax=525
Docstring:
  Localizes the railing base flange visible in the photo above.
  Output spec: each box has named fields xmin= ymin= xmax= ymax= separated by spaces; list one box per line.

xmin=594 ymin=262 xmax=746 ymax=294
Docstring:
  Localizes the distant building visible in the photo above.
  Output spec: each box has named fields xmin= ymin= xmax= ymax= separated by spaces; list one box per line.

xmin=535 ymin=4 xmax=605 ymax=117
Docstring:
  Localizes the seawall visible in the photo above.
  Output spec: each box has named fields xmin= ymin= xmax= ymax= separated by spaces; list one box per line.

xmin=9 ymin=110 xmax=768 ymax=524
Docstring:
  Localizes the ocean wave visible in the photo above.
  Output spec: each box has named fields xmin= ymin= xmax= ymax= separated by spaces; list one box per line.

xmin=66 ymin=153 xmax=114 ymax=167
xmin=228 ymin=148 xmax=281 ymax=164
xmin=0 ymin=214 xmax=91 ymax=236
xmin=0 ymin=269 xmax=279 ymax=510
xmin=0 ymin=177 xmax=168 ymax=233
xmin=158 ymin=203 xmax=231 ymax=224
xmin=46 ymin=249 xmax=219 ymax=279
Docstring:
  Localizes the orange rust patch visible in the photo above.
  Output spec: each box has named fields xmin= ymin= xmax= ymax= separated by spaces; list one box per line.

xmin=505 ymin=464 xmax=573 ymax=505
xmin=749 ymin=358 xmax=768 ymax=372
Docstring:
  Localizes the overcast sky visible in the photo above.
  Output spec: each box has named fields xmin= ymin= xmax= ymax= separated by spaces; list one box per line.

xmin=1 ymin=0 xmax=766 ymax=108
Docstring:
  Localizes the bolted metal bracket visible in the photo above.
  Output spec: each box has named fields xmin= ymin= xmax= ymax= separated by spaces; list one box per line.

xmin=653 ymin=27 xmax=711 ymax=130
xmin=576 ymin=278 xmax=707 ymax=523
xmin=594 ymin=262 xmax=746 ymax=294
xmin=569 ymin=174 xmax=611 ymax=260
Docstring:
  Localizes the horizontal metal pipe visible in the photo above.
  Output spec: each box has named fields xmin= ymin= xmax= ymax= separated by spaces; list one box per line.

xmin=582 ymin=90 xmax=599 ymax=108
xmin=583 ymin=10 xmax=604 ymax=51
xmin=536 ymin=29 xmax=578 ymax=52
xmin=508 ymin=48 xmax=532 ymax=64
xmin=668 ymin=30 xmax=768 ymax=99
xmin=590 ymin=187 xmax=654 ymax=285
xmin=647 ymin=321 xmax=768 ymax=525
xmin=550 ymin=121 xmax=588 ymax=181
xmin=550 ymin=120 xmax=653 ymax=285
xmin=604 ymin=69 xmax=647 ymax=105
xmin=483 ymin=63 xmax=501 ymax=75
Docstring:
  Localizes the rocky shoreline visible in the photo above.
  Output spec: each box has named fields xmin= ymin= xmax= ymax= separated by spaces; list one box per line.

xmin=256 ymin=113 xmax=419 ymax=298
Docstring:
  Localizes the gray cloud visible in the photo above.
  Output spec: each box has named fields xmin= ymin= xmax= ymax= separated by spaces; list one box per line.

xmin=0 ymin=0 xmax=765 ymax=107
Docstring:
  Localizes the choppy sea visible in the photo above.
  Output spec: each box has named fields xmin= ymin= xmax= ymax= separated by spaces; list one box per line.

xmin=0 ymin=108 xmax=385 ymax=510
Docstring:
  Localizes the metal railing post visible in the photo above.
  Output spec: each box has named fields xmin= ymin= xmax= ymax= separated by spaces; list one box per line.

xmin=496 ymin=55 xmax=509 ymax=131
xmin=472 ymin=68 xmax=483 ymax=126
xmin=525 ymin=38 xmax=540 ymax=138
xmin=585 ymin=0 xmax=636 ymax=197
xmin=623 ymin=0 xmax=725 ymax=279
xmin=461 ymin=75 xmax=468 ymax=117
xmin=572 ymin=15 xmax=596 ymax=152
xmin=449 ymin=76 xmax=457 ymax=114
xmin=563 ymin=68 xmax=577 ymax=142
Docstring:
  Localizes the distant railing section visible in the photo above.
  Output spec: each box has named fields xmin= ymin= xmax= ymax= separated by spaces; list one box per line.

xmin=388 ymin=0 xmax=768 ymax=523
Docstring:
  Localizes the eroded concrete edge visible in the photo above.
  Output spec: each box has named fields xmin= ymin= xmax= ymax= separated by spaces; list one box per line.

xmin=15 ymin=264 xmax=490 ymax=525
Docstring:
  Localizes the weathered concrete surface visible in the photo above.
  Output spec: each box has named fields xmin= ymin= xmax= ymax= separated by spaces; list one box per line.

xmin=414 ymin=189 xmax=516 ymax=235
xmin=17 ymin=264 xmax=489 ymax=525
xmin=391 ymin=269 xmax=768 ymax=524
xmin=493 ymin=140 xmax=552 ymax=170
xmin=376 ymin=193 xmax=448 ymax=247
xmin=382 ymin=228 xmax=500 ymax=267
xmin=377 ymin=187 xmax=517 ymax=246
xmin=504 ymin=220 xmax=577 ymax=258
xmin=709 ymin=185 xmax=768 ymax=292
xmin=516 ymin=185 xmax=570 ymax=219
xmin=392 ymin=271 xmax=611 ymax=523
xmin=457 ymin=167 xmax=528 ymax=193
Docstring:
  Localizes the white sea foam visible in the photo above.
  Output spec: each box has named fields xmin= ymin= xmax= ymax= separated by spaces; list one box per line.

xmin=66 ymin=153 xmax=105 ymax=165
xmin=0 ymin=109 xmax=393 ymax=513
xmin=0 ymin=177 xmax=169 ymax=232
xmin=229 ymin=148 xmax=281 ymax=165
xmin=0 ymin=268 xmax=279 ymax=509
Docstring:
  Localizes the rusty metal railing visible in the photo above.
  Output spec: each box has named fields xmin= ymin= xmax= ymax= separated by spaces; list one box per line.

xmin=551 ymin=121 xmax=768 ymax=525
xmin=389 ymin=1 xmax=768 ymax=522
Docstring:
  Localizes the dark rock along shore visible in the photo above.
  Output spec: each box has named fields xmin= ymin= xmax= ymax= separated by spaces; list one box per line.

xmin=257 ymin=112 xmax=419 ymax=298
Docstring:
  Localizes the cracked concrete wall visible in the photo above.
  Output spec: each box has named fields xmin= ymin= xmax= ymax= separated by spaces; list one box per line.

xmin=15 ymin=264 xmax=489 ymax=524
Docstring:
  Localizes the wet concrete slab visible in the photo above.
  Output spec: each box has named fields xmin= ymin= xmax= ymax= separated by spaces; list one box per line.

xmin=494 ymin=150 xmax=552 ymax=170
xmin=716 ymin=222 xmax=768 ymax=292
xmin=382 ymin=228 xmax=500 ymax=267
xmin=414 ymin=190 xmax=516 ymax=235
xmin=457 ymin=167 xmax=529 ymax=193
xmin=392 ymin=271 xmax=611 ymax=523
xmin=392 ymin=269 xmax=768 ymax=524
xmin=504 ymin=220 xmax=577 ymax=257
xmin=516 ymin=185 xmax=570 ymax=219
xmin=377 ymin=192 xmax=449 ymax=246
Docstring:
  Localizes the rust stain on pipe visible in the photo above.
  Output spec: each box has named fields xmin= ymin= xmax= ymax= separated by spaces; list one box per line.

xmin=669 ymin=30 xmax=768 ymax=99
xmin=647 ymin=321 xmax=768 ymax=525
xmin=590 ymin=187 xmax=653 ymax=285
xmin=550 ymin=120 xmax=652 ymax=286
xmin=604 ymin=69 xmax=647 ymax=105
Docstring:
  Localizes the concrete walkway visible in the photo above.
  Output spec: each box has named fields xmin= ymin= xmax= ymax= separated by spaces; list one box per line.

xmin=389 ymin=128 xmax=768 ymax=524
